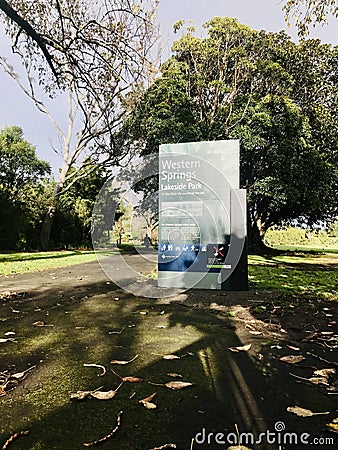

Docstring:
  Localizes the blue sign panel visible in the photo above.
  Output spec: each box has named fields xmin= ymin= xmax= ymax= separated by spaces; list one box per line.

xmin=158 ymin=140 xmax=247 ymax=290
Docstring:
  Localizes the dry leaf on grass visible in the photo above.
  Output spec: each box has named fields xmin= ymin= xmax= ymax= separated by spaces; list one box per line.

xmin=228 ymin=344 xmax=252 ymax=352
xmin=165 ymin=381 xmax=193 ymax=390
xmin=110 ymin=355 xmax=138 ymax=365
xmin=71 ymin=389 xmax=116 ymax=400
xmin=90 ymin=390 xmax=117 ymax=400
xmin=227 ymin=447 xmax=252 ymax=450
xmin=33 ymin=321 xmax=53 ymax=327
xmin=280 ymin=355 xmax=305 ymax=364
xmin=249 ymin=331 xmax=263 ymax=336
xmin=162 ymin=354 xmax=180 ymax=360
xmin=139 ymin=392 xmax=157 ymax=410
xmin=308 ymin=377 xmax=329 ymax=386
xmin=326 ymin=418 xmax=338 ymax=434
xmin=83 ymin=410 xmax=122 ymax=447
xmin=287 ymin=345 xmax=300 ymax=351
xmin=287 ymin=406 xmax=330 ymax=417
xmin=11 ymin=366 xmax=36 ymax=380
xmin=111 ymin=369 xmax=143 ymax=383
xmin=1 ymin=430 xmax=29 ymax=450
xmin=71 ymin=382 xmax=124 ymax=401
xmin=313 ymin=368 xmax=336 ymax=377
xmin=152 ymin=444 xmax=177 ymax=449
xmin=149 ymin=381 xmax=193 ymax=390
xmin=0 ymin=338 xmax=16 ymax=343
xmin=167 ymin=373 xmax=183 ymax=378
xmin=121 ymin=376 xmax=143 ymax=383
xmin=83 ymin=364 xmax=107 ymax=377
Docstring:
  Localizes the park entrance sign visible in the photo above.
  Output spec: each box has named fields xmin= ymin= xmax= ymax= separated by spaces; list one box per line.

xmin=158 ymin=140 xmax=248 ymax=290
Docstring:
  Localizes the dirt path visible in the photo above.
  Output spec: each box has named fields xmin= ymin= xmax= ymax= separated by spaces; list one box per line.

xmin=0 ymin=259 xmax=337 ymax=449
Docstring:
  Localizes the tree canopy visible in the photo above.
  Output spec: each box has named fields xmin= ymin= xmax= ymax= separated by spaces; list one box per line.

xmin=123 ymin=17 xmax=337 ymax=247
xmin=283 ymin=0 xmax=338 ymax=36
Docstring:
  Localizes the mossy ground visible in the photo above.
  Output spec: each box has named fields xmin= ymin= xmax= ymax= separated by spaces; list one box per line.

xmin=0 ymin=256 xmax=337 ymax=449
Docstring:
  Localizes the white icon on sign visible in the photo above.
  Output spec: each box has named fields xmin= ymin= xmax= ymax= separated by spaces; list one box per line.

xmin=160 ymin=244 xmax=166 ymax=251
xmin=175 ymin=246 xmax=181 ymax=252
xmin=191 ymin=245 xmax=196 ymax=251
xmin=167 ymin=244 xmax=173 ymax=251
xmin=183 ymin=246 xmax=189 ymax=251
xmin=201 ymin=245 xmax=207 ymax=252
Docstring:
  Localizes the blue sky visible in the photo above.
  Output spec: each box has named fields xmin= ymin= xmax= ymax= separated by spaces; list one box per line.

xmin=0 ymin=0 xmax=337 ymax=173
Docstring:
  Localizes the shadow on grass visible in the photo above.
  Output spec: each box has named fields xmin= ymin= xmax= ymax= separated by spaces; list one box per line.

xmin=0 ymin=277 xmax=337 ymax=450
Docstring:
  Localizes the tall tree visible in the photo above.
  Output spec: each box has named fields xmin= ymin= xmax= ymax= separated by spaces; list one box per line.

xmin=123 ymin=17 xmax=336 ymax=248
xmin=0 ymin=0 xmax=158 ymax=247
xmin=282 ymin=0 xmax=338 ymax=36
xmin=0 ymin=125 xmax=51 ymax=250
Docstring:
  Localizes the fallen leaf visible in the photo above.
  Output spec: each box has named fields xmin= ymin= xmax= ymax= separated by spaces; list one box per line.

xmin=326 ymin=418 xmax=338 ymax=434
xmin=287 ymin=406 xmax=330 ymax=417
xmin=121 ymin=376 xmax=143 ymax=383
xmin=227 ymin=447 xmax=252 ymax=450
xmin=280 ymin=355 xmax=305 ymax=364
xmin=167 ymin=373 xmax=183 ymax=378
xmin=11 ymin=366 xmax=36 ymax=380
xmin=313 ymin=368 xmax=336 ymax=377
xmin=152 ymin=443 xmax=177 ymax=449
xmin=229 ymin=344 xmax=252 ymax=352
xmin=83 ymin=363 xmax=107 ymax=377
xmin=287 ymin=345 xmax=300 ymax=351
xmin=111 ymin=355 xmax=138 ymax=365
xmin=139 ymin=392 xmax=157 ymax=409
xmin=165 ymin=381 xmax=193 ymax=390
xmin=308 ymin=377 xmax=329 ymax=386
xmin=91 ymin=390 xmax=117 ymax=400
xmin=249 ymin=331 xmax=263 ymax=336
xmin=228 ymin=447 xmax=252 ymax=450
xmin=4 ymin=331 xmax=15 ymax=336
xmin=70 ymin=385 xmax=121 ymax=401
xmin=83 ymin=410 xmax=122 ymax=447
xmin=70 ymin=390 xmax=92 ymax=400
xmin=32 ymin=321 xmax=45 ymax=327
xmin=0 ymin=338 xmax=15 ymax=343
xmin=162 ymin=354 xmax=180 ymax=360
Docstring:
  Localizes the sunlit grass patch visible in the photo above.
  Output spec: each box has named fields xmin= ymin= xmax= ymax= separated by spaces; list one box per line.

xmin=0 ymin=251 xmax=97 ymax=275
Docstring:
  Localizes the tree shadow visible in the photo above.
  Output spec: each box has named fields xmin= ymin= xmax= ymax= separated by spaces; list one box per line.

xmin=1 ymin=279 xmax=337 ymax=449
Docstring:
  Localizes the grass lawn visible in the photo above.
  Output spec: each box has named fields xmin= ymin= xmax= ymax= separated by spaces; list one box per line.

xmin=248 ymin=252 xmax=338 ymax=299
xmin=0 ymin=250 xmax=98 ymax=275
xmin=1 ymin=248 xmax=337 ymax=300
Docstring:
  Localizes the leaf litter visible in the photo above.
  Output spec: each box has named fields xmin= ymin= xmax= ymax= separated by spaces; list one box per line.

xmin=279 ymin=355 xmax=305 ymax=364
xmin=110 ymin=355 xmax=138 ymax=365
xmin=139 ymin=392 xmax=157 ymax=410
xmin=228 ymin=344 xmax=252 ymax=352
xmin=83 ymin=410 xmax=123 ymax=447
xmin=149 ymin=381 xmax=193 ymax=390
xmin=111 ymin=369 xmax=143 ymax=383
xmin=83 ymin=364 xmax=107 ymax=377
xmin=71 ymin=382 xmax=124 ymax=401
xmin=287 ymin=406 xmax=330 ymax=417
xmin=326 ymin=418 xmax=338 ymax=434
xmin=1 ymin=430 xmax=29 ymax=449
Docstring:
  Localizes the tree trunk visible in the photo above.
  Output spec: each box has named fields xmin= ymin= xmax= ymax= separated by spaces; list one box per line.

xmin=248 ymin=219 xmax=269 ymax=253
xmin=40 ymin=181 xmax=64 ymax=250
xmin=40 ymin=205 xmax=56 ymax=250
